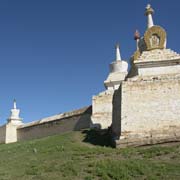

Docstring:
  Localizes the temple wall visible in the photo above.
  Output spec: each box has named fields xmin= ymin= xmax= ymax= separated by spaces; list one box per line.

xmin=112 ymin=78 xmax=180 ymax=147
xmin=17 ymin=106 xmax=92 ymax=141
xmin=137 ymin=64 xmax=180 ymax=76
xmin=91 ymin=91 xmax=114 ymax=129
xmin=0 ymin=125 xmax=6 ymax=143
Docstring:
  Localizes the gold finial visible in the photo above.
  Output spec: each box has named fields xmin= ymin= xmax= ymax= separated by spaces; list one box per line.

xmin=145 ymin=4 xmax=154 ymax=16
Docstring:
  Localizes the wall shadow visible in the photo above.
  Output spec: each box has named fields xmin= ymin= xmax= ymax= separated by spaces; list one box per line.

xmin=74 ymin=106 xmax=92 ymax=130
xmin=111 ymin=86 xmax=122 ymax=144
xmin=82 ymin=128 xmax=113 ymax=147
xmin=81 ymin=86 xmax=122 ymax=148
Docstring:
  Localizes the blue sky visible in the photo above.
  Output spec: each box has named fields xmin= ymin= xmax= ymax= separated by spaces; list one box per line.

xmin=0 ymin=0 xmax=179 ymax=124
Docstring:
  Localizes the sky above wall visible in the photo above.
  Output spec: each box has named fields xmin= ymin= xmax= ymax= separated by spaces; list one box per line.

xmin=0 ymin=0 xmax=179 ymax=124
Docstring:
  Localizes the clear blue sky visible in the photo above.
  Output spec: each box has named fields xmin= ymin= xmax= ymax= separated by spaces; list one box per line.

xmin=0 ymin=0 xmax=180 ymax=124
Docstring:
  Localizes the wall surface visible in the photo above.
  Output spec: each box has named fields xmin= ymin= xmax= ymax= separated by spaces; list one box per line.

xmin=91 ymin=90 xmax=114 ymax=129
xmin=0 ymin=125 xmax=6 ymax=143
xmin=17 ymin=106 xmax=92 ymax=141
xmin=112 ymin=77 xmax=180 ymax=147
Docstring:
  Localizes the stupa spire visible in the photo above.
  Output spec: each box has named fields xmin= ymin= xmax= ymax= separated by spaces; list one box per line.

xmin=13 ymin=99 xmax=17 ymax=109
xmin=7 ymin=99 xmax=22 ymax=125
xmin=145 ymin=4 xmax=154 ymax=28
xmin=115 ymin=43 xmax=121 ymax=61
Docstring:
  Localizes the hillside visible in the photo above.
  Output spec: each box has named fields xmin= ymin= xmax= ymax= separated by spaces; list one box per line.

xmin=0 ymin=130 xmax=180 ymax=180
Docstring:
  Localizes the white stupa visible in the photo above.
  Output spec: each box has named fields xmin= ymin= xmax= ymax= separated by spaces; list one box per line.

xmin=128 ymin=4 xmax=180 ymax=78
xmin=7 ymin=99 xmax=23 ymax=125
xmin=104 ymin=44 xmax=128 ymax=90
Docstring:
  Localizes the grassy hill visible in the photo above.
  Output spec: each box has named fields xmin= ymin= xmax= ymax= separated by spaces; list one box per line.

xmin=0 ymin=130 xmax=180 ymax=180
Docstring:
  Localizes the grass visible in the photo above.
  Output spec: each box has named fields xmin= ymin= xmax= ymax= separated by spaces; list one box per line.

xmin=0 ymin=130 xmax=180 ymax=180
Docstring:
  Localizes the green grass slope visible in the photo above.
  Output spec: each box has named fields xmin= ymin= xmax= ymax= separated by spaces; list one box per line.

xmin=0 ymin=130 xmax=180 ymax=180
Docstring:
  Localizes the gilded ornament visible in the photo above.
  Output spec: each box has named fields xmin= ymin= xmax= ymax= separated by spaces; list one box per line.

xmin=133 ymin=50 xmax=141 ymax=61
xmin=144 ymin=26 xmax=166 ymax=50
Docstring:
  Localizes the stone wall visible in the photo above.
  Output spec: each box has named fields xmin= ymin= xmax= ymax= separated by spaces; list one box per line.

xmin=0 ymin=125 xmax=6 ymax=143
xmin=112 ymin=76 xmax=180 ymax=147
xmin=17 ymin=106 xmax=92 ymax=141
xmin=91 ymin=90 xmax=114 ymax=129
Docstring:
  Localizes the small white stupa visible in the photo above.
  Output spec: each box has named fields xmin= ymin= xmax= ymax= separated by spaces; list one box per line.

xmin=7 ymin=99 xmax=23 ymax=125
xmin=104 ymin=44 xmax=128 ymax=90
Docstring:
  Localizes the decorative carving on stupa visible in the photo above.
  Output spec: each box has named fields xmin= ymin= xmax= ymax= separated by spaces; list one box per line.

xmin=144 ymin=26 xmax=166 ymax=50
xmin=132 ymin=4 xmax=167 ymax=62
xmin=128 ymin=4 xmax=180 ymax=78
